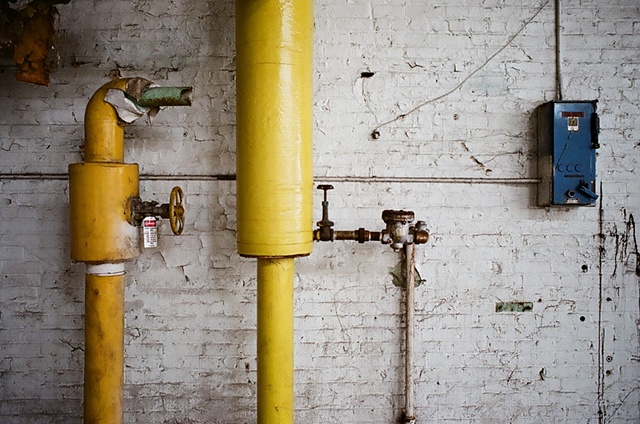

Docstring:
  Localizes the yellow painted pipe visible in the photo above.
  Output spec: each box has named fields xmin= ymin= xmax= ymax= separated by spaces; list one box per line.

xmin=76 ymin=76 xmax=193 ymax=423
xmin=257 ymin=258 xmax=294 ymax=424
xmin=84 ymin=273 xmax=125 ymax=424
xmin=236 ymin=0 xmax=314 ymax=258
xmin=236 ymin=0 xmax=313 ymax=420
xmin=69 ymin=162 xmax=140 ymax=263
xmin=84 ymin=79 xmax=130 ymax=163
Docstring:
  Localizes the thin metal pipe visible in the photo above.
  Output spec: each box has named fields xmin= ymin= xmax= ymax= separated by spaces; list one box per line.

xmin=555 ymin=0 xmax=564 ymax=101
xmin=136 ymin=87 xmax=193 ymax=107
xmin=0 ymin=173 xmax=235 ymax=181
xmin=140 ymin=174 xmax=235 ymax=181
xmin=316 ymin=176 xmax=541 ymax=184
xmin=0 ymin=173 xmax=541 ymax=185
xmin=333 ymin=230 xmax=381 ymax=242
xmin=0 ymin=173 xmax=70 ymax=180
xmin=404 ymin=243 xmax=416 ymax=423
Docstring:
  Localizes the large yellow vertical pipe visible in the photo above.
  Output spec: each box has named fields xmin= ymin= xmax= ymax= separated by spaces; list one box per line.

xmin=84 ymin=273 xmax=125 ymax=424
xmin=236 ymin=1 xmax=313 ymax=422
xmin=257 ymin=258 xmax=295 ymax=423
xmin=236 ymin=0 xmax=314 ymax=258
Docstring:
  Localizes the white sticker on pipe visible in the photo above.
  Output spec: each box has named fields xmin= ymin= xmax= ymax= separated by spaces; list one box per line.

xmin=143 ymin=216 xmax=158 ymax=248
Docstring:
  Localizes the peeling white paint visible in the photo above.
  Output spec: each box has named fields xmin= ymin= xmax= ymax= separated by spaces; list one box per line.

xmin=0 ymin=0 xmax=638 ymax=423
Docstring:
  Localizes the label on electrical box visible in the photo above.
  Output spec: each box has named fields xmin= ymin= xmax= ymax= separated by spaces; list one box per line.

xmin=562 ymin=111 xmax=584 ymax=132
xmin=142 ymin=217 xmax=158 ymax=248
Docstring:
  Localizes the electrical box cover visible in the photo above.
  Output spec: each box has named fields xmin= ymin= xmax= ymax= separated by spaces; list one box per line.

xmin=537 ymin=100 xmax=599 ymax=206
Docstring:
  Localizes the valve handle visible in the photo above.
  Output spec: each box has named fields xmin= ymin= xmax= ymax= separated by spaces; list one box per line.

xmin=315 ymin=184 xmax=334 ymax=241
xmin=317 ymin=184 xmax=334 ymax=202
xmin=169 ymin=186 xmax=185 ymax=235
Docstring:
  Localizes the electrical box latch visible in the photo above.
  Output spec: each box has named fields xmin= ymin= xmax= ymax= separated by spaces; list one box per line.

xmin=537 ymin=100 xmax=599 ymax=206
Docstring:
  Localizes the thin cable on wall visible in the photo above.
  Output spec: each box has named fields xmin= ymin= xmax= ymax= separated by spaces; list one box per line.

xmin=370 ymin=0 xmax=552 ymax=139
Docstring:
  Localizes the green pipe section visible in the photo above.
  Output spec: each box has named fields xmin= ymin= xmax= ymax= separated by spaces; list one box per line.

xmin=135 ymin=87 xmax=193 ymax=107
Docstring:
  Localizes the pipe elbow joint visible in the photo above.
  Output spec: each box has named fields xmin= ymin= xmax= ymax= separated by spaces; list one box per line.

xmin=84 ymin=77 xmax=193 ymax=163
xmin=84 ymin=77 xmax=152 ymax=163
xmin=413 ymin=230 xmax=429 ymax=245
xmin=412 ymin=220 xmax=429 ymax=245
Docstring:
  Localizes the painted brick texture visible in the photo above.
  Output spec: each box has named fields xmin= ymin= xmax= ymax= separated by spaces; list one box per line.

xmin=1 ymin=0 xmax=639 ymax=423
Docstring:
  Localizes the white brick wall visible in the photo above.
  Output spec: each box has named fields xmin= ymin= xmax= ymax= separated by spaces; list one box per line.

xmin=1 ymin=0 xmax=639 ymax=422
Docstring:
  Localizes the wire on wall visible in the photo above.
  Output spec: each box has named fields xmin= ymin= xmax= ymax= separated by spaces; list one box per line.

xmin=370 ymin=0 xmax=552 ymax=139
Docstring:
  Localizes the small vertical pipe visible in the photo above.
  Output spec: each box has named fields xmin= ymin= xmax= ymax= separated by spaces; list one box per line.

xmin=404 ymin=243 xmax=416 ymax=423
xmin=555 ymin=0 xmax=563 ymax=101
xmin=84 ymin=272 xmax=125 ymax=424
xmin=257 ymin=258 xmax=295 ymax=424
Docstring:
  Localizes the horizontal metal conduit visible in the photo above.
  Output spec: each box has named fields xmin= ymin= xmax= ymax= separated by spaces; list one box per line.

xmin=0 ymin=173 xmax=541 ymax=184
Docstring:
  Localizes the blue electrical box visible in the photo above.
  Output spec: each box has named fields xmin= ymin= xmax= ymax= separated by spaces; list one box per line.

xmin=537 ymin=100 xmax=599 ymax=206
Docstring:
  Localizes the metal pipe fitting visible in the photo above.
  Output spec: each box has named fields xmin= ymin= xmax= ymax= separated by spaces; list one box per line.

xmin=334 ymin=229 xmax=381 ymax=243
xmin=381 ymin=210 xmax=415 ymax=250
xmin=411 ymin=220 xmax=430 ymax=245
xmin=128 ymin=186 xmax=185 ymax=236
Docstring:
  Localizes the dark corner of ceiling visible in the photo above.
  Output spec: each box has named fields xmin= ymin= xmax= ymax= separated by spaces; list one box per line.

xmin=0 ymin=0 xmax=70 ymax=86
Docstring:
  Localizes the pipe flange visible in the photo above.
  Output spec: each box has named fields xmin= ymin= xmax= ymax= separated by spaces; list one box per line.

xmin=382 ymin=209 xmax=415 ymax=224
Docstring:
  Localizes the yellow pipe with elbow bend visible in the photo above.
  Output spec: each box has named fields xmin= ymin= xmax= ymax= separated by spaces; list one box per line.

xmin=71 ymin=78 xmax=134 ymax=424
xmin=84 ymin=78 xmax=130 ymax=163
xmin=70 ymin=77 xmax=191 ymax=424
xmin=236 ymin=0 xmax=313 ymax=422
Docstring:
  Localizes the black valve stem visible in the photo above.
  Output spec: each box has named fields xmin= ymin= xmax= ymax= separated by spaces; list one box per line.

xmin=315 ymin=184 xmax=334 ymax=241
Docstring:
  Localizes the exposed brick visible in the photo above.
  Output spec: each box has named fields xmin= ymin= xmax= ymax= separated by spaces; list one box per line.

xmin=0 ymin=0 xmax=639 ymax=423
